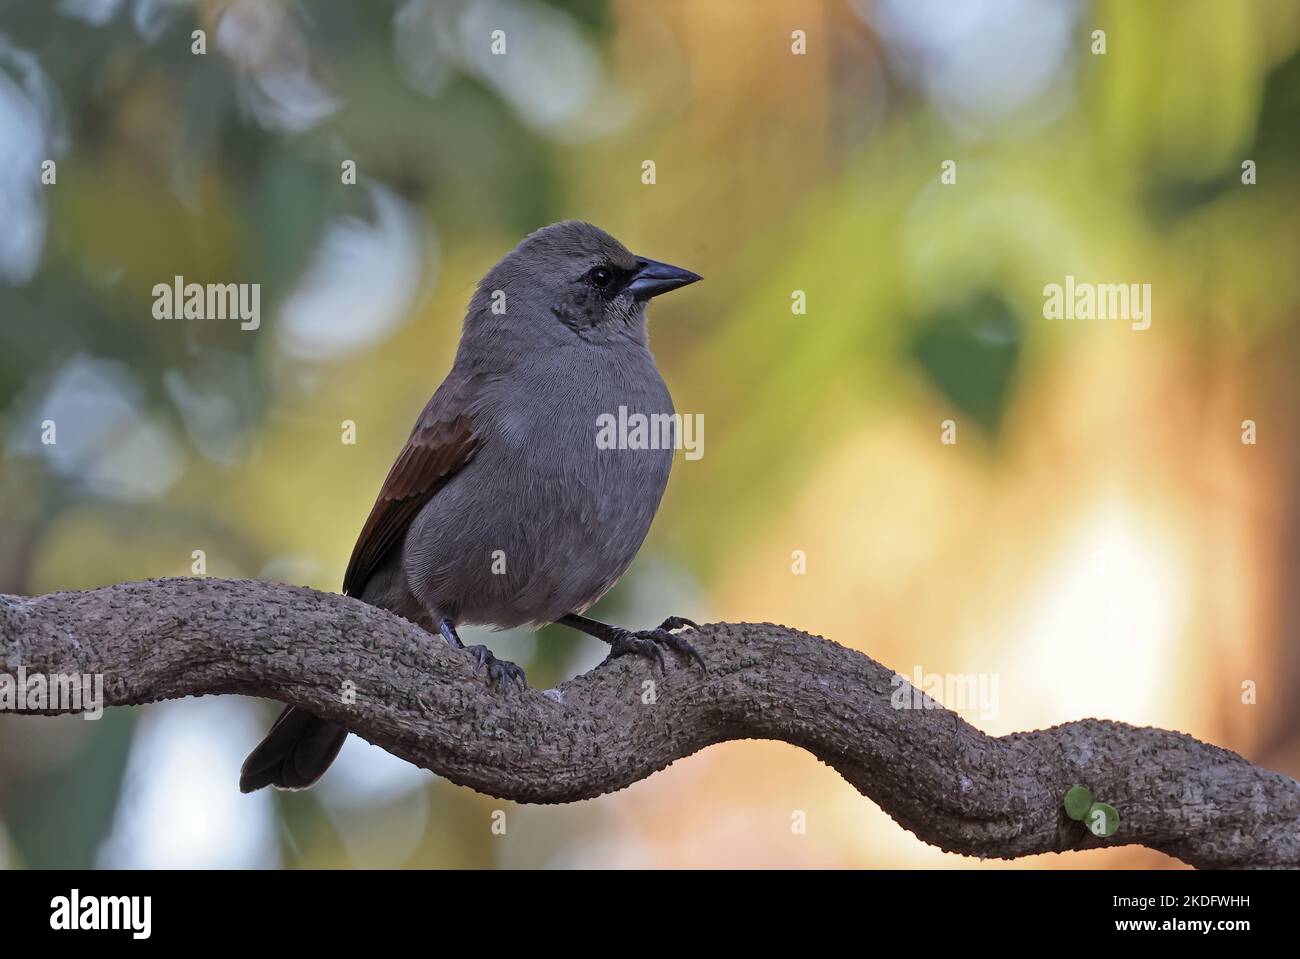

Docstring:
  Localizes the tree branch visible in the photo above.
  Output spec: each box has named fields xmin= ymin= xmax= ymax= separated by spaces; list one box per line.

xmin=2 ymin=577 xmax=1296 ymax=868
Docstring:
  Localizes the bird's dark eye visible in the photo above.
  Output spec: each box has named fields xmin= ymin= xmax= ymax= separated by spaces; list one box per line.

xmin=590 ymin=266 xmax=613 ymax=288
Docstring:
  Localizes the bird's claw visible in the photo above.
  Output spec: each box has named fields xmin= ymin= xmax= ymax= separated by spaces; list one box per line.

xmin=655 ymin=627 xmax=707 ymax=671
xmin=606 ymin=632 xmax=666 ymax=671
xmin=605 ymin=618 xmax=706 ymax=672
xmin=465 ymin=645 xmax=526 ymax=690
xmin=657 ymin=615 xmax=698 ymax=632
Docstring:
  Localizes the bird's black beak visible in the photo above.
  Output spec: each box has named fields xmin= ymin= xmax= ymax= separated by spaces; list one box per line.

xmin=627 ymin=257 xmax=702 ymax=302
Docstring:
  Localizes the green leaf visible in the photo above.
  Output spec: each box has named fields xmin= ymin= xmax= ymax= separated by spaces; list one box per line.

xmin=1063 ymin=786 xmax=1093 ymax=821
xmin=910 ymin=293 xmax=1023 ymax=440
xmin=1087 ymin=802 xmax=1121 ymax=837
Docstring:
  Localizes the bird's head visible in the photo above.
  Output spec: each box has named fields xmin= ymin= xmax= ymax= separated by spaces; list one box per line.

xmin=464 ymin=221 xmax=701 ymax=354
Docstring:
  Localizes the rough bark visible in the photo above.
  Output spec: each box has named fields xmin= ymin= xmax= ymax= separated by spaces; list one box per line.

xmin=1 ymin=577 xmax=1296 ymax=868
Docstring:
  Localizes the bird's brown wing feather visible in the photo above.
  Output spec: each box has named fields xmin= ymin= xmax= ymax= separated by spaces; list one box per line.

xmin=342 ymin=379 xmax=480 ymax=598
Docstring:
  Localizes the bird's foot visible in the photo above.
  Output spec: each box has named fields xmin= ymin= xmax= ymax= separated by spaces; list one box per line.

xmin=604 ymin=616 xmax=706 ymax=672
xmin=464 ymin=645 xmax=527 ymax=690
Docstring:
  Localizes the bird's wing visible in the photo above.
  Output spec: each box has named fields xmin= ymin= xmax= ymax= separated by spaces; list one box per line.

xmin=342 ymin=374 xmax=480 ymax=598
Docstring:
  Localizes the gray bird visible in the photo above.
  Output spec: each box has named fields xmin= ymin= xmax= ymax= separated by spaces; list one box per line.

xmin=240 ymin=221 xmax=703 ymax=792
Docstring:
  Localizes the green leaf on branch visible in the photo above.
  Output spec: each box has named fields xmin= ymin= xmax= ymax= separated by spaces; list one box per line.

xmin=1063 ymin=786 xmax=1093 ymax=821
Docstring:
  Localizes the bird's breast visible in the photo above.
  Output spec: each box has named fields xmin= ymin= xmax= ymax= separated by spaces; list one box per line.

xmin=431 ymin=348 xmax=676 ymax=624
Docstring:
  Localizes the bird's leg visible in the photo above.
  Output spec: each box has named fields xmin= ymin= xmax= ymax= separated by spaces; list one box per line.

xmin=437 ymin=617 xmax=465 ymax=649
xmin=437 ymin=617 xmax=526 ymax=690
xmin=558 ymin=613 xmax=706 ymax=672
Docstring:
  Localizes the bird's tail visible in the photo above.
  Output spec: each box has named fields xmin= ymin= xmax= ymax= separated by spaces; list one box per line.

xmin=239 ymin=705 xmax=347 ymax=793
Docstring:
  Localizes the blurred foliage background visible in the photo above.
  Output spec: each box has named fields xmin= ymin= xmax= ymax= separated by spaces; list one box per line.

xmin=2 ymin=0 xmax=1300 ymax=868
